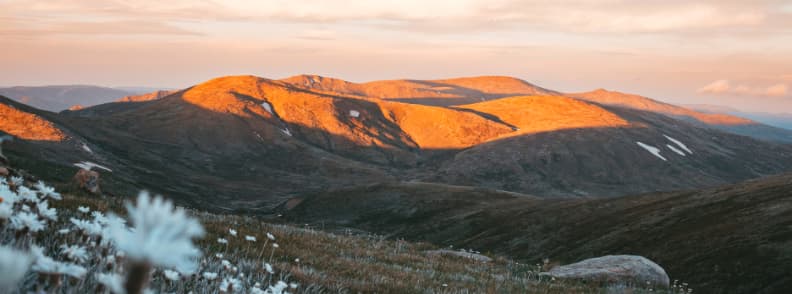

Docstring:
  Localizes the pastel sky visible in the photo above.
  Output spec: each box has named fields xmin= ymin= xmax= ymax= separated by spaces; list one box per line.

xmin=1 ymin=0 xmax=791 ymax=112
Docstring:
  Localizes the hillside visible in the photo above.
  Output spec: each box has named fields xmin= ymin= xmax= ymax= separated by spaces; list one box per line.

xmin=280 ymin=75 xmax=557 ymax=106
xmin=572 ymin=89 xmax=792 ymax=143
xmin=0 ymin=85 xmax=134 ymax=112
xmin=2 ymin=166 xmax=637 ymax=293
xmin=3 ymin=75 xmax=792 ymax=207
xmin=282 ymin=173 xmax=792 ymax=293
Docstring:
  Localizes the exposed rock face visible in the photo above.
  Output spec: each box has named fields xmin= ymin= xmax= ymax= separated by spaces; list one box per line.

xmin=73 ymin=169 xmax=101 ymax=194
xmin=542 ymin=255 xmax=669 ymax=287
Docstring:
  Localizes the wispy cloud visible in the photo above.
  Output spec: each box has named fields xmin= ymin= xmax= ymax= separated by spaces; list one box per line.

xmin=0 ymin=19 xmax=201 ymax=36
xmin=698 ymin=80 xmax=788 ymax=97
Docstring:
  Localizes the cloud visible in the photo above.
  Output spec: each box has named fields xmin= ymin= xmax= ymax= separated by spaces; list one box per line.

xmin=698 ymin=80 xmax=788 ymax=97
xmin=765 ymin=83 xmax=788 ymax=96
xmin=698 ymin=80 xmax=731 ymax=94
xmin=0 ymin=0 xmax=788 ymax=36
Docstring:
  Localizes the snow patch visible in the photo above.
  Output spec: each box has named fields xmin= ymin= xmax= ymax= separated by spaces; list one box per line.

xmin=636 ymin=142 xmax=667 ymax=161
xmin=260 ymin=102 xmax=273 ymax=115
xmin=81 ymin=143 xmax=93 ymax=153
xmin=74 ymin=161 xmax=112 ymax=172
xmin=666 ymin=144 xmax=686 ymax=156
xmin=664 ymin=135 xmax=692 ymax=154
xmin=349 ymin=110 xmax=360 ymax=118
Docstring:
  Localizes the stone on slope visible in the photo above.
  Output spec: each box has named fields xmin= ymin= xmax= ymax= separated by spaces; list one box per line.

xmin=542 ymin=255 xmax=669 ymax=287
xmin=73 ymin=169 xmax=101 ymax=194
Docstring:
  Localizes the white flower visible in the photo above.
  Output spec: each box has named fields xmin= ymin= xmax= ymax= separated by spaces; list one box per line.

xmin=17 ymin=186 xmax=38 ymax=202
xmin=215 ymin=253 xmax=223 ymax=258
xmin=272 ymin=243 xmax=279 ymax=248
xmin=109 ymin=191 xmax=205 ymax=273
xmin=59 ymin=263 xmax=88 ymax=279
xmin=220 ymin=277 xmax=243 ymax=293
xmin=250 ymin=286 xmax=265 ymax=294
xmin=70 ymin=218 xmax=103 ymax=236
xmin=11 ymin=211 xmax=46 ymax=232
xmin=267 ymin=281 xmax=289 ymax=294
xmin=0 ymin=185 xmax=17 ymax=205
xmin=37 ymin=200 xmax=58 ymax=221
xmin=60 ymin=244 xmax=90 ymax=263
xmin=229 ymin=228 xmax=237 ymax=237
xmin=0 ymin=203 xmax=12 ymax=220
xmin=264 ymin=263 xmax=274 ymax=274
xmin=294 ymin=258 xmax=299 ymax=263
xmin=77 ymin=206 xmax=90 ymax=213
xmin=221 ymin=259 xmax=232 ymax=269
xmin=266 ymin=232 xmax=275 ymax=241
xmin=218 ymin=238 xmax=228 ymax=244
xmin=289 ymin=282 xmax=299 ymax=289
xmin=96 ymin=272 xmax=125 ymax=294
xmin=202 ymin=272 xmax=218 ymax=280
xmin=30 ymin=246 xmax=87 ymax=278
xmin=34 ymin=181 xmax=61 ymax=200
xmin=0 ymin=245 xmax=33 ymax=290
xmin=58 ymin=228 xmax=71 ymax=234
xmin=9 ymin=176 xmax=23 ymax=187
xmin=245 ymin=235 xmax=256 ymax=242
xmin=163 ymin=269 xmax=180 ymax=281
xmin=92 ymin=211 xmax=109 ymax=225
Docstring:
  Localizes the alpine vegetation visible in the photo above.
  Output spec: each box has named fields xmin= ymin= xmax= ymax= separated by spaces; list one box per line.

xmin=0 ymin=176 xmax=298 ymax=294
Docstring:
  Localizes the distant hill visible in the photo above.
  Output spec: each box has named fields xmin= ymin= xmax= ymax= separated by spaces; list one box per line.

xmin=571 ymin=89 xmax=792 ymax=143
xmin=0 ymin=85 xmax=173 ymax=112
xmin=686 ymin=104 xmax=792 ymax=131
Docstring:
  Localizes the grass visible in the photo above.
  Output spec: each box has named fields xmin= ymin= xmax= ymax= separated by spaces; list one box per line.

xmin=2 ymin=172 xmax=684 ymax=293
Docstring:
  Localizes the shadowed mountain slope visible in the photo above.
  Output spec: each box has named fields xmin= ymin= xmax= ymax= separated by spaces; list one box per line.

xmin=282 ymin=173 xmax=792 ymax=294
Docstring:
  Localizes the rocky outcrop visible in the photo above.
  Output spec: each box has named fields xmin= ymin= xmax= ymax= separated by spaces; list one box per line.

xmin=542 ymin=255 xmax=669 ymax=287
xmin=73 ymin=169 xmax=101 ymax=194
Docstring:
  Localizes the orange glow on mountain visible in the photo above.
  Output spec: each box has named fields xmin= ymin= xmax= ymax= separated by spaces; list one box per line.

xmin=0 ymin=103 xmax=65 ymax=141
xmin=458 ymin=95 xmax=631 ymax=138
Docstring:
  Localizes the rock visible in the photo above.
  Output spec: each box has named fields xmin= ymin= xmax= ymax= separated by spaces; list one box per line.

xmin=73 ymin=169 xmax=101 ymax=194
xmin=425 ymin=249 xmax=493 ymax=262
xmin=541 ymin=255 xmax=669 ymax=287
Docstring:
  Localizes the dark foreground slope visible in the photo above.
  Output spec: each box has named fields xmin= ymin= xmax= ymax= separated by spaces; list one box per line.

xmin=282 ymin=174 xmax=792 ymax=294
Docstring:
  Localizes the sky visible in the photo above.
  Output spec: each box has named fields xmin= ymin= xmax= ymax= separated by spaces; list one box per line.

xmin=1 ymin=0 xmax=791 ymax=112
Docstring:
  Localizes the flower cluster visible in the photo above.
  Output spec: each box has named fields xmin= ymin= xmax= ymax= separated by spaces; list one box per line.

xmin=0 ymin=173 xmax=299 ymax=294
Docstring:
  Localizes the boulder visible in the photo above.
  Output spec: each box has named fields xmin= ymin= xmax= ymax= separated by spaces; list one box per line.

xmin=425 ymin=249 xmax=492 ymax=262
xmin=73 ymin=169 xmax=101 ymax=194
xmin=541 ymin=255 xmax=669 ymax=287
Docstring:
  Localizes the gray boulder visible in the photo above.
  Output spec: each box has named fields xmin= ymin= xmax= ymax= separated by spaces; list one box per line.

xmin=542 ymin=255 xmax=669 ymax=287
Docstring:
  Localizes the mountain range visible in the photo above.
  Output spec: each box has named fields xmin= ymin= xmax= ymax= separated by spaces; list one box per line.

xmin=3 ymin=74 xmax=792 ymax=207
xmin=3 ymin=74 xmax=792 ymax=293
xmin=0 ymin=85 xmax=173 ymax=112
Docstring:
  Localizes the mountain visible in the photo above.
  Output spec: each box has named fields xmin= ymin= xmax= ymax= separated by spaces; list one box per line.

xmin=3 ymin=75 xmax=792 ymax=207
xmin=0 ymin=85 xmax=134 ymax=112
xmin=0 ymin=85 xmax=176 ymax=112
xmin=686 ymin=104 xmax=792 ymax=131
xmin=280 ymin=75 xmax=558 ymax=106
xmin=571 ymin=89 xmax=792 ymax=143
xmin=281 ymin=173 xmax=792 ymax=293
xmin=116 ymin=89 xmax=178 ymax=102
